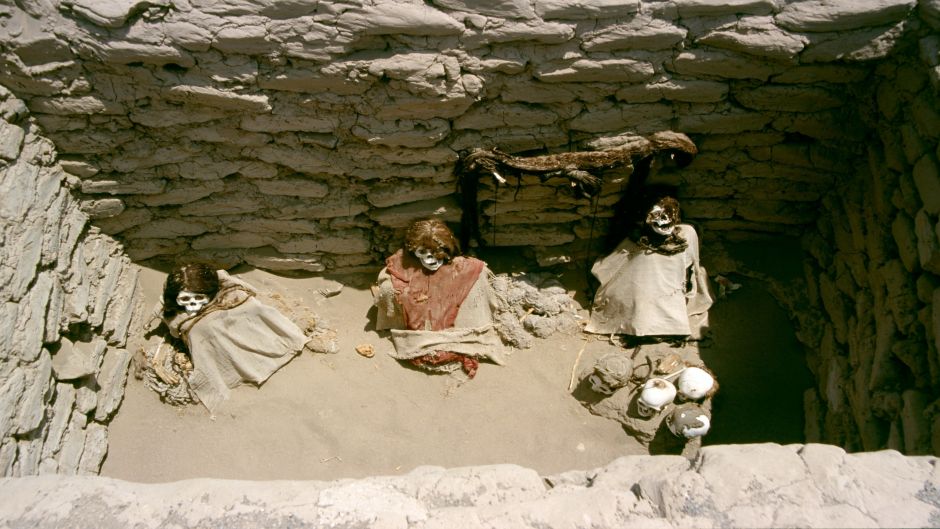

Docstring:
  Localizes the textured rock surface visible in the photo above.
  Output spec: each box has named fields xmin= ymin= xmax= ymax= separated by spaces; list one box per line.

xmin=0 ymin=0 xmax=926 ymax=271
xmin=1 ymin=443 xmax=938 ymax=528
xmin=0 ymin=86 xmax=143 ymax=477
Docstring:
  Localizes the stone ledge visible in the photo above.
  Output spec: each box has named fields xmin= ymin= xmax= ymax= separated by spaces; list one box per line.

xmin=0 ymin=443 xmax=936 ymax=528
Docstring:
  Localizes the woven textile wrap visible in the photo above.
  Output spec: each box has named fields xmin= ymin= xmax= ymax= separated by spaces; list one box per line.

xmin=164 ymin=271 xmax=306 ymax=412
xmin=375 ymin=253 xmax=507 ymax=366
xmin=586 ymin=224 xmax=713 ymax=337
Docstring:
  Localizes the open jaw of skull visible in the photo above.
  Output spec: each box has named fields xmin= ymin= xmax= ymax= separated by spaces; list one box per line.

xmin=176 ymin=290 xmax=211 ymax=313
xmin=414 ymin=247 xmax=445 ymax=272
xmin=645 ymin=204 xmax=677 ymax=236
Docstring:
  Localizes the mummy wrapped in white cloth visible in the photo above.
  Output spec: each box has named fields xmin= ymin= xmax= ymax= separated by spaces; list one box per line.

xmin=373 ymin=218 xmax=508 ymax=378
xmin=586 ymin=197 xmax=713 ymax=339
xmin=158 ymin=264 xmax=309 ymax=411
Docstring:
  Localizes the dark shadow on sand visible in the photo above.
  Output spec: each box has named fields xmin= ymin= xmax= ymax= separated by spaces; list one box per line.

xmin=699 ymin=239 xmax=814 ymax=446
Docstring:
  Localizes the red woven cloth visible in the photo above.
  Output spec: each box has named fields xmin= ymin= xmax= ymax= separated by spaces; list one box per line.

xmin=386 ymin=250 xmax=486 ymax=331
xmin=410 ymin=352 xmax=479 ymax=378
xmin=386 ymin=250 xmax=486 ymax=377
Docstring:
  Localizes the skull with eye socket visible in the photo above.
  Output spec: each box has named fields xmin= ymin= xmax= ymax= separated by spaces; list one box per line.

xmin=644 ymin=197 xmax=681 ymax=237
xmin=176 ymin=291 xmax=211 ymax=313
xmin=163 ymin=263 xmax=220 ymax=317
xmin=404 ymin=218 xmax=461 ymax=273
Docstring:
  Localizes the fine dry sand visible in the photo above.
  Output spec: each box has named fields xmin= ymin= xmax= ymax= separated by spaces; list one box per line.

xmin=101 ymin=241 xmax=811 ymax=483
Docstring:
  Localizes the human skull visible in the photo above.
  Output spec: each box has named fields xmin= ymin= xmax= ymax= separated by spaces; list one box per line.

xmin=589 ymin=353 xmax=634 ymax=395
xmin=176 ymin=290 xmax=211 ymax=313
xmin=666 ymin=403 xmax=711 ymax=438
xmin=677 ymin=367 xmax=715 ymax=401
xmin=414 ymin=247 xmax=444 ymax=272
xmin=645 ymin=205 xmax=677 ymax=236
xmin=636 ymin=378 xmax=677 ymax=417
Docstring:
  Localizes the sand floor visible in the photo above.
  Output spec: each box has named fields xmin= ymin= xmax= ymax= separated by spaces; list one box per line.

xmin=101 ymin=241 xmax=811 ymax=482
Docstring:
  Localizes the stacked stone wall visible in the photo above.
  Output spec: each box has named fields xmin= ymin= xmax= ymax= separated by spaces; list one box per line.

xmin=0 ymin=86 xmax=141 ymax=477
xmin=0 ymin=0 xmax=921 ymax=271
xmin=795 ymin=12 xmax=940 ymax=455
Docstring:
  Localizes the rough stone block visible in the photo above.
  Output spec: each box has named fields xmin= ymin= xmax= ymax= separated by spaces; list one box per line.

xmin=0 ymin=121 xmax=25 ymax=161
xmin=252 ymin=145 xmax=347 ymax=176
xmin=454 ymin=103 xmax=557 ymax=131
xmin=13 ymin=351 xmax=52 ymax=435
xmin=672 ymin=50 xmax=785 ymax=80
xmin=41 ymin=384 xmax=75 ymax=459
xmin=56 ymin=413 xmax=87 ymax=475
xmin=776 ymin=0 xmax=916 ymax=32
xmin=93 ymin=348 xmax=131 ymax=422
xmin=136 ymin=180 xmax=224 ymax=207
xmin=183 ymin=126 xmax=271 ymax=147
xmin=337 ymin=2 xmax=464 ymax=36
xmin=272 ymin=233 xmax=371 ymax=255
xmin=228 ymin=219 xmax=321 ymax=235
xmin=801 ymin=21 xmax=909 ymax=63
xmin=617 ymin=79 xmax=728 ymax=103
xmin=79 ymin=199 xmax=124 ymax=220
xmin=80 ymin=178 xmax=166 ymax=196
xmin=698 ymin=19 xmax=807 ymax=61
xmin=243 ymin=250 xmax=326 ymax=273
xmin=351 ymin=118 xmax=450 ymax=148
xmin=536 ymin=0 xmax=637 ymax=19
xmin=893 ymin=211 xmax=919 ymax=272
xmin=582 ymin=16 xmax=685 ymax=51
xmin=915 ymin=210 xmax=940 ymax=274
xmin=102 ymin=265 xmax=139 ymax=347
xmin=734 ymin=85 xmax=842 ymax=112
xmin=901 ymin=390 xmax=930 ymax=454
xmin=93 ymin=208 xmax=152 ymax=235
xmin=212 ymin=24 xmax=273 ymax=55
xmin=191 ymin=232 xmax=276 ymax=250
xmin=29 ymin=96 xmax=123 ymax=116
xmin=13 ymin=438 xmax=42 ymax=477
xmin=677 ymin=109 xmax=772 ymax=134
xmin=258 ymin=71 xmax=370 ymax=96
xmin=463 ymin=20 xmax=575 ymax=47
xmin=0 ymin=367 xmax=25 ymax=440
xmin=367 ymin=182 xmax=454 ymax=209
xmin=78 ymin=423 xmax=107 ymax=476
xmin=51 ymin=338 xmax=106 ymax=381
xmin=535 ymin=58 xmax=655 ymax=83
xmin=164 ymin=21 xmax=213 ymax=52
xmin=254 ymin=178 xmax=329 ymax=198
xmin=128 ymin=106 xmax=229 ymax=128
xmin=240 ymin=115 xmax=335 ymax=134
xmin=480 ymin=224 xmax=575 ymax=247
xmin=370 ymin=196 xmax=462 ymax=228
xmin=914 ymin=154 xmax=940 ymax=215
xmin=67 ymin=0 xmax=169 ymax=28
xmin=88 ymin=255 xmax=123 ymax=331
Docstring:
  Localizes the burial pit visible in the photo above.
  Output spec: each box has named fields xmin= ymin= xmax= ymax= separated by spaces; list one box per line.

xmin=2 ymin=0 xmax=940 ymax=525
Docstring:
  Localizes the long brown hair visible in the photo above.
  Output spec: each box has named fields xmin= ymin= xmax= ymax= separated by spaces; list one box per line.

xmin=404 ymin=218 xmax=461 ymax=261
xmin=162 ymin=263 xmax=220 ymax=317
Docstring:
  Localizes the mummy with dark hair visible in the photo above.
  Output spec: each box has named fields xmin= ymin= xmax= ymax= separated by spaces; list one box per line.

xmin=374 ymin=218 xmax=508 ymax=378
xmin=162 ymin=263 xmax=220 ymax=318
xmin=152 ymin=265 xmax=313 ymax=411
xmin=587 ymin=196 xmax=713 ymax=339
xmin=404 ymin=218 xmax=461 ymax=262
